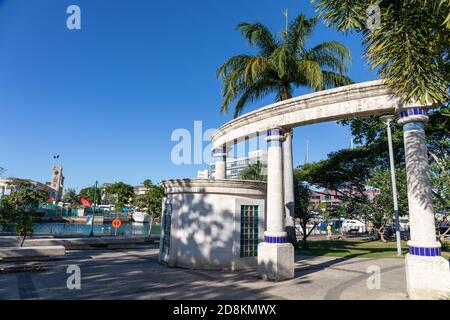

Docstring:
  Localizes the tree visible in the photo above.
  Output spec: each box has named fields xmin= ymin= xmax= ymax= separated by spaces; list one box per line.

xmin=238 ymin=161 xmax=267 ymax=181
xmin=134 ymin=181 xmax=165 ymax=221
xmin=365 ymin=168 xmax=409 ymax=242
xmin=341 ymin=105 xmax=449 ymax=211
xmin=79 ymin=186 xmax=102 ymax=205
xmin=311 ymin=0 xmax=450 ymax=105
xmin=0 ymin=180 xmax=48 ymax=246
xmin=63 ymin=188 xmax=80 ymax=207
xmin=105 ymin=182 xmax=135 ymax=212
xmin=295 ymin=146 xmax=387 ymax=204
xmin=294 ymin=179 xmax=318 ymax=249
xmin=217 ymin=12 xmax=352 ymax=118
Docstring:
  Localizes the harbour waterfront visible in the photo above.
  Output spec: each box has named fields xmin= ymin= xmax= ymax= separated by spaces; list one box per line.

xmin=1 ymin=222 xmax=161 ymax=237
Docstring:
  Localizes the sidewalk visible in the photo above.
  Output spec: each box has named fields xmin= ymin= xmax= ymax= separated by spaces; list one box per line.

xmin=0 ymin=246 xmax=407 ymax=300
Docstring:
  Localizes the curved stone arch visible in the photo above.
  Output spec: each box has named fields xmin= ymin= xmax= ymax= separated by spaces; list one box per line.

xmin=211 ymin=80 xmax=421 ymax=149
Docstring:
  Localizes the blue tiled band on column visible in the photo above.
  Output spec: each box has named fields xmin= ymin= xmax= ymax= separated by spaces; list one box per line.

xmin=213 ymin=147 xmax=226 ymax=155
xmin=399 ymin=108 xmax=426 ymax=118
xmin=409 ymin=246 xmax=441 ymax=257
xmin=267 ymin=129 xmax=283 ymax=136
xmin=403 ymin=122 xmax=425 ymax=132
xmin=265 ymin=236 xmax=287 ymax=244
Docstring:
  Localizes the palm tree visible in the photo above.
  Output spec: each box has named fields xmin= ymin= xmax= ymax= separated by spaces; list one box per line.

xmin=238 ymin=161 xmax=267 ymax=181
xmin=217 ymin=13 xmax=353 ymax=118
xmin=64 ymin=188 xmax=80 ymax=207
xmin=218 ymin=12 xmax=353 ymax=246
xmin=312 ymin=0 xmax=449 ymax=106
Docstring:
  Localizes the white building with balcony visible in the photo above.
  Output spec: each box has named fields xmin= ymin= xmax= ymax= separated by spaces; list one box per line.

xmin=197 ymin=150 xmax=267 ymax=180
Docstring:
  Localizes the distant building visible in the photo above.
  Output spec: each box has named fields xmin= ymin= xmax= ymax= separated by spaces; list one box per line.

xmin=46 ymin=165 xmax=64 ymax=202
xmin=198 ymin=150 xmax=268 ymax=180
xmin=134 ymin=185 xmax=147 ymax=196
xmin=309 ymin=188 xmax=380 ymax=211
xmin=0 ymin=178 xmax=55 ymax=200
xmin=0 ymin=165 xmax=64 ymax=202
xmin=196 ymin=170 xmax=209 ymax=179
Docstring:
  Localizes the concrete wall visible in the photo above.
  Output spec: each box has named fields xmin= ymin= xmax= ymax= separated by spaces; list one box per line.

xmin=159 ymin=179 xmax=266 ymax=270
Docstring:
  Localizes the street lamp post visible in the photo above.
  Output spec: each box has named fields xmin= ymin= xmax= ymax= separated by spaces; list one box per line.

xmin=89 ymin=180 xmax=98 ymax=237
xmin=380 ymin=115 xmax=402 ymax=256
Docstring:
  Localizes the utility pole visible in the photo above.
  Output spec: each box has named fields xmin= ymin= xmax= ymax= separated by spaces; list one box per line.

xmin=305 ymin=140 xmax=309 ymax=164
xmin=380 ymin=115 xmax=402 ymax=256
xmin=89 ymin=180 xmax=98 ymax=237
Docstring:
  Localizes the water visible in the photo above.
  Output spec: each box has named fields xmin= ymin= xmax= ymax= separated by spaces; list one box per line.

xmin=2 ymin=222 xmax=161 ymax=237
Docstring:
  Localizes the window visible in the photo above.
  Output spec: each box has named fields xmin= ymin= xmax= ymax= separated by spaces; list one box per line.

xmin=240 ymin=205 xmax=259 ymax=258
xmin=162 ymin=202 xmax=172 ymax=257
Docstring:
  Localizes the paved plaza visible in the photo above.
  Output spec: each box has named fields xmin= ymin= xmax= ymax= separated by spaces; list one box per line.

xmin=0 ymin=245 xmax=408 ymax=300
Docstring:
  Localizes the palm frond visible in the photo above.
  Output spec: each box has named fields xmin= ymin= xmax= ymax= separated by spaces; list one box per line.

xmin=307 ymin=41 xmax=352 ymax=73
xmin=296 ymin=60 xmax=323 ymax=90
xmin=286 ymin=14 xmax=318 ymax=56
xmin=236 ymin=22 xmax=279 ymax=57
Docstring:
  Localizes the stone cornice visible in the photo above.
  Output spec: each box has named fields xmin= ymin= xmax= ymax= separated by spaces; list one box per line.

xmin=161 ymin=179 xmax=267 ymax=196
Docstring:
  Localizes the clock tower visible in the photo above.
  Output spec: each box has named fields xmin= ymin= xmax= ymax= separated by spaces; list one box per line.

xmin=50 ymin=165 xmax=64 ymax=202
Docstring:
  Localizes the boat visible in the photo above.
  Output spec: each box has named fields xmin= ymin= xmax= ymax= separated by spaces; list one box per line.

xmin=132 ymin=211 xmax=151 ymax=223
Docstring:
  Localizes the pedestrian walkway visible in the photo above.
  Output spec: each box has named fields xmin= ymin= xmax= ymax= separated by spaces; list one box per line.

xmin=0 ymin=246 xmax=407 ymax=300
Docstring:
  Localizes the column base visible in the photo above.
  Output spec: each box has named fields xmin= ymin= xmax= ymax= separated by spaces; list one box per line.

xmin=405 ymin=253 xmax=450 ymax=300
xmin=257 ymin=242 xmax=294 ymax=282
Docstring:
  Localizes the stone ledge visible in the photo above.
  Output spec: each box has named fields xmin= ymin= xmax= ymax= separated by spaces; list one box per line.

xmin=0 ymin=245 xmax=65 ymax=262
xmin=0 ymin=236 xmax=157 ymax=249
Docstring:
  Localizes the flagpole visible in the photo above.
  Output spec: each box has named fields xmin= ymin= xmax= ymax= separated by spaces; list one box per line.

xmin=89 ymin=180 xmax=98 ymax=237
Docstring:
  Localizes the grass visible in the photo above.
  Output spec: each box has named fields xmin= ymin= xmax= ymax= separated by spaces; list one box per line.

xmin=296 ymin=239 xmax=450 ymax=260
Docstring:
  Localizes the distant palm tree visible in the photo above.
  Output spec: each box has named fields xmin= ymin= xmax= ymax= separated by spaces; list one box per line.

xmin=238 ymin=161 xmax=267 ymax=181
xmin=217 ymin=13 xmax=353 ymax=118
xmin=64 ymin=188 xmax=80 ymax=206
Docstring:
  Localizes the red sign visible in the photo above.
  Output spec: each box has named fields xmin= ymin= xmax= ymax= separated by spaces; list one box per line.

xmin=112 ymin=219 xmax=122 ymax=228
xmin=81 ymin=198 xmax=93 ymax=207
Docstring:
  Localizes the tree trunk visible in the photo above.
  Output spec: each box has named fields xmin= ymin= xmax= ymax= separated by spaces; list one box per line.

xmin=20 ymin=233 xmax=27 ymax=247
xmin=378 ymin=224 xmax=387 ymax=243
xmin=279 ymin=85 xmax=291 ymax=101
xmin=302 ymin=234 xmax=309 ymax=249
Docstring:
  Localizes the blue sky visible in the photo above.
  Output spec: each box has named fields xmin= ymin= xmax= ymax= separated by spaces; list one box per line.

xmin=0 ymin=0 xmax=376 ymax=190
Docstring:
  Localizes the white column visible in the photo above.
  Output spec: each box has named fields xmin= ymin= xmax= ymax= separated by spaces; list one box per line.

xmin=398 ymin=109 xmax=439 ymax=250
xmin=265 ymin=129 xmax=285 ymax=238
xmin=258 ymin=128 xmax=294 ymax=281
xmin=213 ymin=146 xmax=227 ymax=180
xmin=398 ymin=107 xmax=450 ymax=299
xmin=283 ymin=129 xmax=296 ymax=245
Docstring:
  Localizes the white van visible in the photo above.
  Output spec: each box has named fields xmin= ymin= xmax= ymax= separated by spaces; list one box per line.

xmin=341 ymin=219 xmax=366 ymax=233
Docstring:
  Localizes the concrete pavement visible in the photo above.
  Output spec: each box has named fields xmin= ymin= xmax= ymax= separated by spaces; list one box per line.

xmin=0 ymin=245 xmax=407 ymax=300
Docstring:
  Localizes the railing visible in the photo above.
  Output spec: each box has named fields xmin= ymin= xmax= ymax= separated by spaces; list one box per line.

xmin=0 ymin=222 xmax=161 ymax=237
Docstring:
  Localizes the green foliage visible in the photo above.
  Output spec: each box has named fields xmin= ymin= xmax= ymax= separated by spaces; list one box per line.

xmin=0 ymin=180 xmax=48 ymax=244
xmin=296 ymin=146 xmax=387 ymax=202
xmin=217 ymin=12 xmax=352 ymax=117
xmin=105 ymin=182 xmax=135 ymax=212
xmin=295 ymin=150 xmax=409 ymax=240
xmin=133 ymin=180 xmax=165 ymax=220
xmin=294 ymin=179 xmax=318 ymax=248
xmin=341 ymin=105 xmax=449 ymax=211
xmin=311 ymin=0 xmax=450 ymax=105
xmin=79 ymin=186 xmax=102 ymax=205
xmin=238 ymin=160 xmax=267 ymax=181
xmin=63 ymin=188 xmax=80 ymax=207
xmin=365 ymin=168 xmax=409 ymax=227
